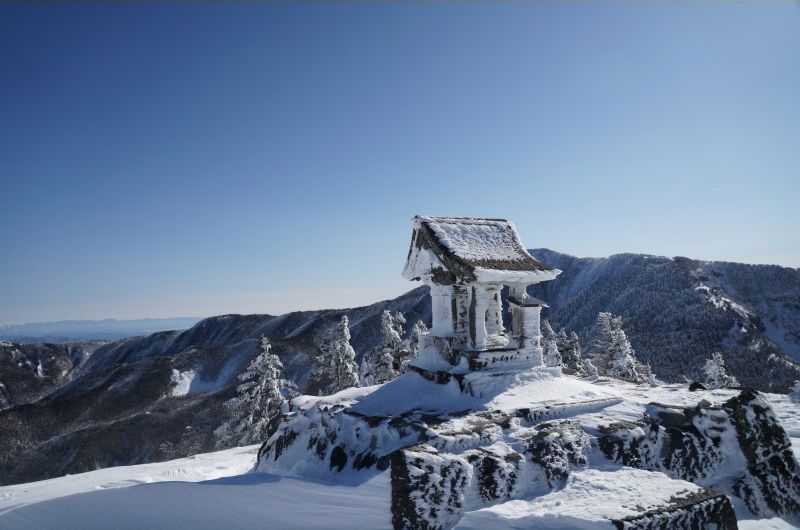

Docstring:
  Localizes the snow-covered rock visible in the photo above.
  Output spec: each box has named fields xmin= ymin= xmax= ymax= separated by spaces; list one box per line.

xmin=254 ymin=368 xmax=797 ymax=529
xmin=599 ymin=388 xmax=800 ymax=518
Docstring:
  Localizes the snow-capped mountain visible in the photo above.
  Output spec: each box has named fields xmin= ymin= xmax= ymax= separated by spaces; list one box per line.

xmin=530 ymin=248 xmax=800 ymax=391
xmin=1 ymin=249 xmax=799 ymax=487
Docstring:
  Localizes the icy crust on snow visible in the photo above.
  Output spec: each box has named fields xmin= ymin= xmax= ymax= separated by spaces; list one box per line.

xmin=454 ymin=468 xmax=733 ymax=530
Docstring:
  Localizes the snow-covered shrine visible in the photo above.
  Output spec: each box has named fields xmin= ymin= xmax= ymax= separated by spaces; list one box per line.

xmin=402 ymin=215 xmax=560 ymax=373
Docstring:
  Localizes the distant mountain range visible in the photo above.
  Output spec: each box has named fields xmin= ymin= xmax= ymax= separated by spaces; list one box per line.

xmin=529 ymin=248 xmax=800 ymax=391
xmin=0 ymin=317 xmax=202 ymax=343
xmin=1 ymin=248 xmax=799 ymax=485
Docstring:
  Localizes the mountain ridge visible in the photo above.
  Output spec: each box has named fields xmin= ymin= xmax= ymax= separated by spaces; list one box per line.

xmin=1 ymin=248 xmax=799 ymax=485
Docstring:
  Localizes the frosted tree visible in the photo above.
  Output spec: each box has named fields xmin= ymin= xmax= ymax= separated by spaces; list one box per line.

xmin=582 ymin=357 xmax=599 ymax=379
xmin=408 ymin=320 xmax=429 ymax=358
xmin=556 ymin=328 xmax=569 ymax=351
xmin=310 ymin=315 xmax=360 ymax=394
xmin=392 ymin=310 xmax=407 ymax=339
xmin=541 ymin=320 xmax=561 ymax=367
xmin=702 ymin=352 xmax=739 ymax=389
xmin=789 ymin=381 xmax=800 ymax=403
xmin=639 ymin=363 xmax=659 ymax=386
xmin=605 ymin=318 xmax=642 ymax=382
xmin=360 ymin=310 xmax=409 ymax=385
xmin=541 ymin=319 xmax=557 ymax=347
xmin=544 ymin=338 xmax=563 ymax=368
xmin=561 ymin=331 xmax=583 ymax=372
xmin=215 ymin=336 xmax=288 ymax=448
xmin=590 ymin=312 xmax=615 ymax=371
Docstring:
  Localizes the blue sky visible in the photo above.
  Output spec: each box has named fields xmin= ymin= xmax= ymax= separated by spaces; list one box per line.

xmin=1 ymin=2 xmax=798 ymax=324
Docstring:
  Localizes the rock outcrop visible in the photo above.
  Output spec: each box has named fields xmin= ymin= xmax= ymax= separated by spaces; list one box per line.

xmin=253 ymin=370 xmax=786 ymax=529
xmin=599 ymin=389 xmax=800 ymax=518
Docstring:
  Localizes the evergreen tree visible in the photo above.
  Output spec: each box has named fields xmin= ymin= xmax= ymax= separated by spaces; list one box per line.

xmin=360 ymin=310 xmax=409 ymax=385
xmin=544 ymin=337 xmax=563 ymax=368
xmin=590 ymin=312 xmax=615 ymax=371
xmin=561 ymin=331 xmax=583 ymax=372
xmin=606 ymin=321 xmax=641 ymax=382
xmin=541 ymin=319 xmax=557 ymax=347
xmin=392 ymin=310 xmax=407 ymax=338
xmin=556 ymin=328 xmax=569 ymax=352
xmin=408 ymin=320 xmax=429 ymax=359
xmin=311 ymin=316 xmax=360 ymax=394
xmin=582 ymin=357 xmax=599 ymax=379
xmin=541 ymin=319 xmax=561 ymax=367
xmin=215 ymin=336 xmax=288 ymax=448
xmin=639 ymin=363 xmax=659 ymax=386
xmin=702 ymin=352 xmax=739 ymax=389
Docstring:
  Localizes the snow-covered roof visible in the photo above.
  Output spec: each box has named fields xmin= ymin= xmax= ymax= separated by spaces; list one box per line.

xmin=402 ymin=216 xmax=560 ymax=284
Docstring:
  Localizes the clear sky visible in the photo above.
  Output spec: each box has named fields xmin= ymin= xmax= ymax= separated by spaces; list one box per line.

xmin=1 ymin=2 xmax=798 ymax=324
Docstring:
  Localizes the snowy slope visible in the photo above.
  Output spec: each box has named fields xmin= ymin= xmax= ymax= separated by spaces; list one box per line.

xmin=1 ymin=376 xmax=799 ymax=530
xmin=0 ymin=445 xmax=391 ymax=530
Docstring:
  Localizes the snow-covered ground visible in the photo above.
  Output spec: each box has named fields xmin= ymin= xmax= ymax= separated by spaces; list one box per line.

xmin=1 ymin=375 xmax=798 ymax=530
xmin=0 ymin=446 xmax=391 ymax=530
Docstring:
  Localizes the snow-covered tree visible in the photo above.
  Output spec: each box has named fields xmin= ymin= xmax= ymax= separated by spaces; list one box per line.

xmin=544 ymin=337 xmax=563 ymax=368
xmin=391 ymin=310 xmax=406 ymax=339
xmin=360 ymin=310 xmax=411 ymax=385
xmin=640 ymin=363 xmax=659 ymax=386
xmin=703 ymin=352 xmax=739 ymax=389
xmin=560 ymin=331 xmax=583 ymax=372
xmin=310 ymin=315 xmax=360 ymax=394
xmin=556 ymin=328 xmax=568 ymax=350
xmin=606 ymin=322 xmax=641 ymax=382
xmin=582 ymin=357 xmax=599 ymax=379
xmin=541 ymin=319 xmax=557 ymax=347
xmin=407 ymin=320 xmax=429 ymax=359
xmin=588 ymin=312 xmax=647 ymax=382
xmin=589 ymin=312 xmax=615 ymax=371
xmin=541 ymin=320 xmax=561 ymax=368
xmin=789 ymin=380 xmax=800 ymax=403
xmin=215 ymin=335 xmax=288 ymax=448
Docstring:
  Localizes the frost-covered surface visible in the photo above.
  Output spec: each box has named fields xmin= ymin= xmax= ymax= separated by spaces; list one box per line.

xmin=423 ymin=217 xmax=529 ymax=264
xmin=257 ymin=369 xmax=800 ymax=528
xmin=402 ymin=216 xmax=560 ymax=285
xmin=2 ymin=374 xmax=800 ymax=529
xmin=455 ymin=468 xmax=725 ymax=529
